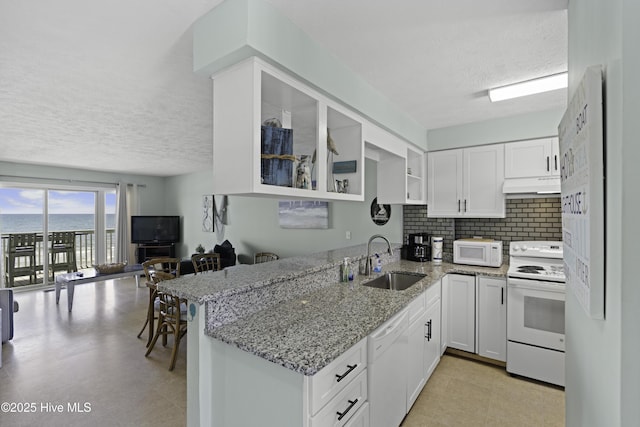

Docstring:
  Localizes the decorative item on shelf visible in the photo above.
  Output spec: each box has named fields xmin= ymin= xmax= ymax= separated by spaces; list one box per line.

xmin=295 ymin=155 xmax=312 ymax=189
xmin=261 ymin=118 xmax=294 ymax=187
xmin=327 ymin=128 xmax=339 ymax=192
xmin=195 ymin=244 xmax=205 ymax=255
xmin=333 ymin=160 xmax=357 ymax=174
xmin=336 ymin=179 xmax=349 ymax=193
xmin=94 ymin=262 xmax=126 ymax=274
xmin=370 ymin=197 xmax=391 ymax=226
xmin=262 ymin=117 xmax=282 ymax=127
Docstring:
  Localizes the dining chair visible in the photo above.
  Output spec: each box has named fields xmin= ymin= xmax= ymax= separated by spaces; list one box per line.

xmin=137 ymin=258 xmax=180 ymax=347
xmin=254 ymin=252 xmax=279 ymax=264
xmin=144 ymin=259 xmax=187 ymax=371
xmin=191 ymin=253 xmax=221 ymax=274
xmin=50 ymin=231 xmax=77 ymax=280
xmin=4 ymin=233 xmax=37 ymax=286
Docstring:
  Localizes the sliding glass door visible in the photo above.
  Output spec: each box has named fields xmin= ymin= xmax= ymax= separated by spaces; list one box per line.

xmin=1 ymin=186 xmax=116 ymax=288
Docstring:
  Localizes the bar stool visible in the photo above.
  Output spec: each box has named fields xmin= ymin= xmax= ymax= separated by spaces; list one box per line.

xmin=254 ymin=252 xmax=279 ymax=264
xmin=4 ymin=233 xmax=37 ymax=286
xmin=50 ymin=232 xmax=77 ymax=279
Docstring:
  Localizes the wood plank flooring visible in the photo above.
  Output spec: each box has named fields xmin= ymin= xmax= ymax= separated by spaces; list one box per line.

xmin=1 ymin=278 xmax=564 ymax=426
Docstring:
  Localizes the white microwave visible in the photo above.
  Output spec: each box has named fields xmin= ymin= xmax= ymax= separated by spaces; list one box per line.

xmin=453 ymin=239 xmax=503 ymax=267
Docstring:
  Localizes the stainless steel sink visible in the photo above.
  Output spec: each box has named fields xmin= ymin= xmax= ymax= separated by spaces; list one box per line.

xmin=362 ymin=271 xmax=427 ymax=291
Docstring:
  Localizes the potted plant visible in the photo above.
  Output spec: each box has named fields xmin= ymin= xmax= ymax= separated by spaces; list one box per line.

xmin=195 ymin=244 xmax=205 ymax=255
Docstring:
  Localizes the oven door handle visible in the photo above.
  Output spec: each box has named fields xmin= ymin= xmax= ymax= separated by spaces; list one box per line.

xmin=507 ymin=278 xmax=566 ymax=293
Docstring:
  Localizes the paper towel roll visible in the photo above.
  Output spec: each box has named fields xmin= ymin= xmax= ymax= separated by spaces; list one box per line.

xmin=432 ymin=237 xmax=443 ymax=264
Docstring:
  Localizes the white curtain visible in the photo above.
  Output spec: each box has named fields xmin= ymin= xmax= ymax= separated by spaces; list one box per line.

xmin=115 ymin=182 xmax=130 ymax=264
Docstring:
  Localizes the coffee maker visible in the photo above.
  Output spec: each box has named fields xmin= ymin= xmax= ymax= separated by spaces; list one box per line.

xmin=407 ymin=233 xmax=431 ymax=262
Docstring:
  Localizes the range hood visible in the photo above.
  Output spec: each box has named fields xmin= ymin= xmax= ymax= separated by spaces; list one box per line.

xmin=502 ymin=176 xmax=561 ymax=194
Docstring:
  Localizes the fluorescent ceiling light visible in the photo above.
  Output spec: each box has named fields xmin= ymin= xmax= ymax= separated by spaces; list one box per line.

xmin=488 ymin=72 xmax=568 ymax=102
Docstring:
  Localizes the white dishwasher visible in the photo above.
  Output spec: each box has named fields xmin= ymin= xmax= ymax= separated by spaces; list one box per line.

xmin=368 ymin=308 xmax=409 ymax=427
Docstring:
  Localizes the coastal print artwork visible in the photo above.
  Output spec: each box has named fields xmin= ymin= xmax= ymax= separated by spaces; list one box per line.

xmin=279 ymin=200 xmax=329 ymax=229
xmin=202 ymin=195 xmax=214 ymax=232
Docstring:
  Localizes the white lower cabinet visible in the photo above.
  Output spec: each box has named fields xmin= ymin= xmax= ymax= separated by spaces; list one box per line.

xmin=440 ymin=274 xmax=449 ymax=355
xmin=424 ymin=299 xmax=441 ymax=381
xmin=447 ymin=274 xmax=476 ymax=353
xmin=309 ymin=338 xmax=368 ymax=427
xmin=477 ymin=276 xmax=507 ymax=362
xmin=444 ymin=274 xmax=507 ymax=363
xmin=344 ymin=402 xmax=370 ymax=427
xmin=407 ymin=281 xmax=442 ymax=412
xmin=309 ymin=369 xmax=368 ymax=427
xmin=406 ymin=309 xmax=428 ymax=412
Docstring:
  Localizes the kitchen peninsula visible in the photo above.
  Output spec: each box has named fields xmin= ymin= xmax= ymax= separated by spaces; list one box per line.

xmin=159 ymin=244 xmax=508 ymax=427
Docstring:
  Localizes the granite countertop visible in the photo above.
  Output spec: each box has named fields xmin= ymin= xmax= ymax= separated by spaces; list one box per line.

xmin=207 ymin=259 xmax=508 ymax=376
xmin=158 ymin=243 xmax=400 ymax=304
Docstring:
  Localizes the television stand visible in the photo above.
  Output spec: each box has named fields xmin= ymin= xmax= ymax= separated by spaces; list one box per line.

xmin=136 ymin=243 xmax=176 ymax=263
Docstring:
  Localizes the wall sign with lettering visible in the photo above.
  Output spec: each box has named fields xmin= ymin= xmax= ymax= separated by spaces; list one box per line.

xmin=558 ymin=65 xmax=606 ymax=319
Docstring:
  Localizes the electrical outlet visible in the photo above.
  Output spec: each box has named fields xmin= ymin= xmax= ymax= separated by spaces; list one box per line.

xmin=345 ymin=231 xmax=351 ymax=240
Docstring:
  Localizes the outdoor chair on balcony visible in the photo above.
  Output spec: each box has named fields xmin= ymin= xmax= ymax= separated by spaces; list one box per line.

xmin=137 ymin=258 xmax=180 ymax=347
xmin=191 ymin=253 xmax=221 ymax=274
xmin=254 ymin=252 xmax=279 ymax=264
xmin=50 ymin=231 xmax=77 ymax=280
xmin=4 ymin=233 xmax=37 ymax=286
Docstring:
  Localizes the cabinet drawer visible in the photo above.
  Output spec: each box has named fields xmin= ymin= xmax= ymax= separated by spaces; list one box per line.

xmin=309 ymin=370 xmax=368 ymax=427
xmin=344 ymin=402 xmax=369 ymax=427
xmin=425 ymin=279 xmax=441 ymax=308
xmin=309 ymin=338 xmax=367 ymax=415
xmin=407 ymin=292 xmax=426 ymax=325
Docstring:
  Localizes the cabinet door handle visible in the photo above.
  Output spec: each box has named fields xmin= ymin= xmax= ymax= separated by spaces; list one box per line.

xmin=501 ymin=288 xmax=504 ymax=305
xmin=335 ymin=364 xmax=357 ymax=382
xmin=555 ymin=155 xmax=558 ymax=171
xmin=547 ymin=156 xmax=550 ymax=172
xmin=458 ymin=200 xmax=461 ymax=212
xmin=425 ymin=319 xmax=432 ymax=341
xmin=464 ymin=199 xmax=467 ymax=212
xmin=337 ymin=398 xmax=359 ymax=421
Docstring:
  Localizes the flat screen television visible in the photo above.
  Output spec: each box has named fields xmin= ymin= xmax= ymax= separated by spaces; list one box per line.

xmin=131 ymin=216 xmax=181 ymax=244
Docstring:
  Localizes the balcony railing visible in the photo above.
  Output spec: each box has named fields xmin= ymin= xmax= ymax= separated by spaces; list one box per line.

xmin=2 ymin=229 xmax=116 ymax=288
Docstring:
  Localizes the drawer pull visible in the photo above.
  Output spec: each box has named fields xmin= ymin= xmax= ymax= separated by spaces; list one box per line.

xmin=336 ymin=398 xmax=359 ymax=421
xmin=335 ymin=364 xmax=357 ymax=382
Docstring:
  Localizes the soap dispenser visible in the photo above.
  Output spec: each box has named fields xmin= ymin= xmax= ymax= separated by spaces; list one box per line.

xmin=373 ymin=254 xmax=382 ymax=273
xmin=341 ymin=257 xmax=350 ymax=282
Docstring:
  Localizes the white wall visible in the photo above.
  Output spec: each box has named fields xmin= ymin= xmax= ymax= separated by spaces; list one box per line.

xmin=166 ymin=158 xmax=403 ymax=262
xmin=565 ymin=0 xmax=640 ymax=426
xmin=620 ymin=2 xmax=640 ymax=424
xmin=426 ymin=107 xmax=565 ymax=151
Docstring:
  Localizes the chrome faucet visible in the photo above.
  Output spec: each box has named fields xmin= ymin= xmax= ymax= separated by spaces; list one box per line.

xmin=365 ymin=234 xmax=393 ymax=276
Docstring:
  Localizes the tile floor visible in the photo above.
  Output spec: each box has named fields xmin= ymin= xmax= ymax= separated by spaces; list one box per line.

xmin=401 ymin=355 xmax=565 ymax=427
xmin=0 ymin=277 xmax=186 ymax=427
xmin=1 ymin=278 xmax=564 ymax=427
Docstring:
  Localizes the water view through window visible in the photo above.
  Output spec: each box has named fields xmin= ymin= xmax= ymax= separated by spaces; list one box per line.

xmin=0 ymin=187 xmax=117 ymax=287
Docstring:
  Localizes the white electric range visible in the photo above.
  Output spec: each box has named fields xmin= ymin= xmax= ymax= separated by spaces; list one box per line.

xmin=506 ymin=241 xmax=566 ymax=387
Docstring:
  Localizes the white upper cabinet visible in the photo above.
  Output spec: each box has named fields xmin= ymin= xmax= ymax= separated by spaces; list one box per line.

xmin=504 ymin=137 xmax=560 ymax=178
xmin=427 ymin=144 xmax=505 ymax=218
xmin=376 ymin=144 xmax=426 ymax=205
xmin=211 ymin=57 xmax=364 ymax=201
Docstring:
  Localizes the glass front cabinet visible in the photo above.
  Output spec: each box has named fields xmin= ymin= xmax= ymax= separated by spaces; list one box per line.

xmin=211 ymin=57 xmax=365 ymax=201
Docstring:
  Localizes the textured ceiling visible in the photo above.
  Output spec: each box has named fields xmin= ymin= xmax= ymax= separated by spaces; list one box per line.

xmin=0 ymin=0 xmax=567 ymax=177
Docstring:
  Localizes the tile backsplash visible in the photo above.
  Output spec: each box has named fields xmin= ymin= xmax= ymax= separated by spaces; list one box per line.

xmin=403 ymin=197 xmax=562 ymax=261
